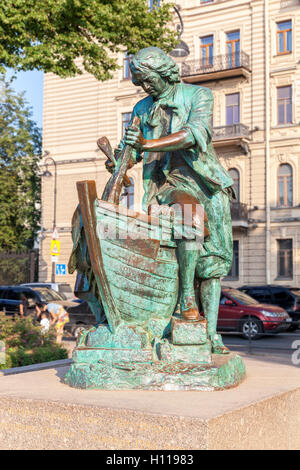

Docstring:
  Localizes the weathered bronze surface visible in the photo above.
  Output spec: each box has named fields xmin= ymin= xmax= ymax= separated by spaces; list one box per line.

xmin=64 ymin=47 xmax=245 ymax=390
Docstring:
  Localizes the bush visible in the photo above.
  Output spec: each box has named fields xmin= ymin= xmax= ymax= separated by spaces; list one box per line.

xmin=0 ymin=316 xmax=68 ymax=369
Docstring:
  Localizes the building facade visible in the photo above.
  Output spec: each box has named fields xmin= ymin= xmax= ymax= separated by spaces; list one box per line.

xmin=41 ymin=0 xmax=300 ymax=289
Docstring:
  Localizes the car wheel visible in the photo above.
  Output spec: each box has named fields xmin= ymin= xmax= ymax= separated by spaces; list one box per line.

xmin=240 ymin=317 xmax=263 ymax=340
xmin=72 ymin=324 xmax=86 ymax=339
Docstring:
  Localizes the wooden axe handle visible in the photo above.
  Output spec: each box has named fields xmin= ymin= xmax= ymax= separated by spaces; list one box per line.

xmin=97 ymin=136 xmax=131 ymax=187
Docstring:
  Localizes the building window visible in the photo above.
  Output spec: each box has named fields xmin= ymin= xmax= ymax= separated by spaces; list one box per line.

xmin=226 ymin=31 xmax=240 ymax=67
xmin=277 ymin=20 xmax=292 ymax=54
xmin=277 ymin=86 xmax=292 ymax=125
xmin=120 ymin=178 xmax=135 ymax=210
xmin=122 ymin=112 xmax=131 ymax=138
xmin=123 ymin=53 xmax=132 ymax=80
xmin=278 ymin=163 xmax=293 ymax=207
xmin=200 ymin=35 xmax=214 ymax=67
xmin=229 ymin=168 xmax=240 ymax=202
xmin=277 ymin=239 xmax=293 ymax=279
xmin=226 ymin=93 xmax=240 ymax=125
xmin=226 ymin=240 xmax=239 ymax=280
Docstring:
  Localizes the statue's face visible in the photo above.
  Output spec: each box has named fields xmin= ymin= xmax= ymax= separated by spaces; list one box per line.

xmin=132 ymin=70 xmax=170 ymax=99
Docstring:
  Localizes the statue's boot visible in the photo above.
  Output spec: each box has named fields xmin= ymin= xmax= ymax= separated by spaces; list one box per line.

xmin=200 ymin=278 xmax=230 ymax=354
xmin=180 ymin=294 xmax=200 ymax=321
xmin=177 ymin=240 xmax=200 ymax=322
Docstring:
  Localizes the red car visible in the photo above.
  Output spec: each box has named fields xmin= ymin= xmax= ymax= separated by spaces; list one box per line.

xmin=217 ymin=288 xmax=291 ymax=339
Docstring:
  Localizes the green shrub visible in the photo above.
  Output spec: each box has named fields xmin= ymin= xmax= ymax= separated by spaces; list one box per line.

xmin=0 ymin=316 xmax=68 ymax=369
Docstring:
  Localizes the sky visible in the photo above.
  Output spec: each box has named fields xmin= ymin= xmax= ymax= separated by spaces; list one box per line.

xmin=6 ymin=69 xmax=44 ymax=129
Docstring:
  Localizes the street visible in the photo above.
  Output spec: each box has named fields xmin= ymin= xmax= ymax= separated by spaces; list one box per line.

xmin=222 ymin=330 xmax=300 ymax=365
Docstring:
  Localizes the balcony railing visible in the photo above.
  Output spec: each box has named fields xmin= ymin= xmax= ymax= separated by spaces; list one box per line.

xmin=230 ymin=202 xmax=248 ymax=228
xmin=212 ymin=124 xmax=250 ymax=141
xmin=181 ymin=52 xmax=251 ymax=82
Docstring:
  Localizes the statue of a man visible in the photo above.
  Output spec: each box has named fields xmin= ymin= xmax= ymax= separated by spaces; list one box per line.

xmin=109 ymin=47 xmax=234 ymax=354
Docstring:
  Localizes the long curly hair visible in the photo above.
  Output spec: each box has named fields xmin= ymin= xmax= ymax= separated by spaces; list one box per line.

xmin=130 ymin=47 xmax=181 ymax=84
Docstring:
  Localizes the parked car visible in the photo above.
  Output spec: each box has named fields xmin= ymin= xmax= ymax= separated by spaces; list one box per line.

xmin=217 ymin=287 xmax=291 ymax=339
xmin=64 ymin=301 xmax=97 ymax=338
xmin=0 ymin=285 xmax=77 ymax=317
xmin=20 ymin=282 xmax=74 ymax=300
xmin=239 ymin=285 xmax=300 ymax=331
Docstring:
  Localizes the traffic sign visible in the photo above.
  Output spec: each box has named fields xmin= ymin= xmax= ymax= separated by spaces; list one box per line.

xmin=51 ymin=240 xmax=60 ymax=257
xmin=56 ymin=264 xmax=66 ymax=276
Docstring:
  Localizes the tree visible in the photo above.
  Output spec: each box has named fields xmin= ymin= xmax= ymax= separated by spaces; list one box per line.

xmin=0 ymin=74 xmax=42 ymax=251
xmin=0 ymin=0 xmax=177 ymax=81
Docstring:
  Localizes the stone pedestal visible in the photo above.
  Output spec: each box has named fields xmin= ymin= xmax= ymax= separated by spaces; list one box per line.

xmin=0 ymin=356 xmax=299 ymax=449
xmin=63 ymin=318 xmax=246 ymax=391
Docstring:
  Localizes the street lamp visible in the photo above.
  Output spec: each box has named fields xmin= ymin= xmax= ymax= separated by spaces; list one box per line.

xmin=169 ymin=5 xmax=190 ymax=58
xmin=42 ymin=153 xmax=57 ymax=283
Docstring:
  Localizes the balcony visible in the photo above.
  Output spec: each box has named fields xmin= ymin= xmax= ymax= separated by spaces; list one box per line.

xmin=212 ymin=124 xmax=250 ymax=154
xmin=181 ymin=52 xmax=251 ymax=83
xmin=231 ymin=202 xmax=249 ymax=229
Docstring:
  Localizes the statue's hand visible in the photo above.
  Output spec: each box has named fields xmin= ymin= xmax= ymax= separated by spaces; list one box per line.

xmin=105 ymin=159 xmax=115 ymax=174
xmin=125 ymin=126 xmax=146 ymax=152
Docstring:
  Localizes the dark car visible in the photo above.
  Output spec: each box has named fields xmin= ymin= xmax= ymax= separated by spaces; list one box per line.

xmin=20 ymin=282 xmax=74 ymax=301
xmin=217 ymin=287 xmax=291 ymax=339
xmin=64 ymin=301 xmax=97 ymax=338
xmin=239 ymin=285 xmax=300 ymax=331
xmin=0 ymin=285 xmax=77 ymax=317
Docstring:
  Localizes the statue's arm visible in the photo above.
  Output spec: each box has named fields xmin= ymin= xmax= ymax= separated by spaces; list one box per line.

xmin=125 ymin=87 xmax=213 ymax=154
xmin=125 ymin=129 xmax=195 ymax=153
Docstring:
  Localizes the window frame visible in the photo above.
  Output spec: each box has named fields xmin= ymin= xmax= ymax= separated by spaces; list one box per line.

xmin=225 ymin=240 xmax=239 ymax=280
xmin=226 ymin=92 xmax=240 ymax=126
xmin=277 ymin=239 xmax=293 ymax=279
xmin=277 ymin=163 xmax=293 ymax=208
xmin=200 ymin=35 xmax=214 ymax=67
xmin=226 ymin=30 xmax=240 ymax=68
xmin=123 ymin=53 xmax=132 ymax=80
xmin=277 ymin=85 xmax=293 ymax=125
xmin=276 ymin=20 xmax=292 ymax=55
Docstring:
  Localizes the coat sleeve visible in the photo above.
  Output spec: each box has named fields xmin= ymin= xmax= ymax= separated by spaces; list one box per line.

xmin=182 ymin=87 xmax=213 ymax=154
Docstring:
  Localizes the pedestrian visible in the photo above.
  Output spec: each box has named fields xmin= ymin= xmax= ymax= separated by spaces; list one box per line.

xmin=46 ymin=303 xmax=69 ymax=344
xmin=40 ymin=311 xmax=50 ymax=335
xmin=19 ymin=294 xmax=29 ymax=318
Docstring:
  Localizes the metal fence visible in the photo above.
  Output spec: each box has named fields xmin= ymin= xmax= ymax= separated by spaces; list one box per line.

xmin=181 ymin=51 xmax=251 ymax=78
xmin=212 ymin=123 xmax=250 ymax=141
xmin=0 ymin=250 xmax=39 ymax=285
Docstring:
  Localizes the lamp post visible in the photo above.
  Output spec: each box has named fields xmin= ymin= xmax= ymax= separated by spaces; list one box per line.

xmin=169 ymin=5 xmax=190 ymax=58
xmin=42 ymin=154 xmax=57 ymax=283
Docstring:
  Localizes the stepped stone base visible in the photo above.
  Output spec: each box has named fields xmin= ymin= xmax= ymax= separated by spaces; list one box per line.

xmin=0 ymin=356 xmax=299 ymax=449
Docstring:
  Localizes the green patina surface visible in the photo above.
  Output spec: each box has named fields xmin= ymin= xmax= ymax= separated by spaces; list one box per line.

xmin=65 ymin=47 xmax=246 ymax=391
xmin=171 ymin=317 xmax=207 ymax=345
xmin=64 ymin=352 xmax=245 ymax=391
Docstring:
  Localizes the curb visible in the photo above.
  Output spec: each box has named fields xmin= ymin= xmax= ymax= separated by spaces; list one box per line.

xmin=0 ymin=359 xmax=72 ymax=376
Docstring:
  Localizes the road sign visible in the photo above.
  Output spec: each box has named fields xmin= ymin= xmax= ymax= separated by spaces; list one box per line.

xmin=52 ymin=227 xmax=59 ymax=240
xmin=56 ymin=264 xmax=66 ymax=276
xmin=51 ymin=239 xmax=60 ymax=257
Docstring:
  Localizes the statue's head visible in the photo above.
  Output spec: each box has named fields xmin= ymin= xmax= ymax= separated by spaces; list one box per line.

xmin=130 ymin=47 xmax=180 ymax=99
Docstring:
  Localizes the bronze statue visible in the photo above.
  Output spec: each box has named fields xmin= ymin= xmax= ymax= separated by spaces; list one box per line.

xmin=107 ymin=47 xmax=234 ymax=353
xmin=64 ymin=47 xmax=246 ymax=391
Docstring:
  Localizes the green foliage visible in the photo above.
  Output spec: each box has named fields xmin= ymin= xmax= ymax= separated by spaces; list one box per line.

xmin=0 ymin=75 xmax=42 ymax=251
xmin=0 ymin=0 xmax=177 ymax=81
xmin=0 ymin=315 xmax=68 ymax=369
xmin=0 ymin=253 xmax=30 ymax=284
